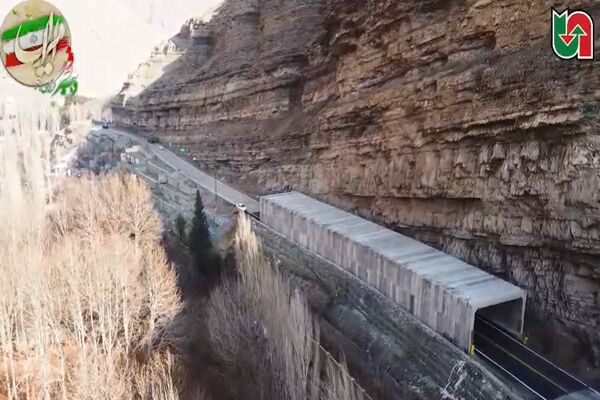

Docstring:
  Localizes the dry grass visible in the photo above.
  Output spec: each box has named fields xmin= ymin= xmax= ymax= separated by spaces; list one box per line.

xmin=0 ymin=110 xmax=182 ymax=399
xmin=205 ymin=213 xmax=367 ymax=400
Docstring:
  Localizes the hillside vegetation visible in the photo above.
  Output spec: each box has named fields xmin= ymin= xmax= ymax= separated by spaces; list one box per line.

xmin=0 ymin=109 xmax=367 ymax=399
xmin=0 ymin=113 xmax=182 ymax=399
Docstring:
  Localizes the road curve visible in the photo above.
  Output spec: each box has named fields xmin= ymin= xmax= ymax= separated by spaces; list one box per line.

xmin=98 ymin=127 xmax=260 ymax=214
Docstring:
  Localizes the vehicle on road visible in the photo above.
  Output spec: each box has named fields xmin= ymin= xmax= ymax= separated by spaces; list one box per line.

xmin=148 ymin=137 xmax=159 ymax=144
xmin=158 ymin=145 xmax=164 ymax=150
xmin=102 ymin=122 xmax=109 ymax=129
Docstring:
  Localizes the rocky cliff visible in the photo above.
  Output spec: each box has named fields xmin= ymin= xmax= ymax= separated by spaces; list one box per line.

xmin=111 ymin=0 xmax=600 ymax=374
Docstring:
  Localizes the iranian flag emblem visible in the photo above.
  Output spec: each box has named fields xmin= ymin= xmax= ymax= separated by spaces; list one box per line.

xmin=2 ymin=14 xmax=70 ymax=68
xmin=0 ymin=1 xmax=73 ymax=88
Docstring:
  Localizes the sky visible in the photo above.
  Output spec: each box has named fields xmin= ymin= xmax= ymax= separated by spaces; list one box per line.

xmin=0 ymin=0 xmax=223 ymax=102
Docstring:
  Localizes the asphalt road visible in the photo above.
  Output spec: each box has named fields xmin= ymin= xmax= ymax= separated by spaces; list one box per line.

xmin=474 ymin=316 xmax=599 ymax=400
xmin=98 ymin=127 xmax=261 ymax=214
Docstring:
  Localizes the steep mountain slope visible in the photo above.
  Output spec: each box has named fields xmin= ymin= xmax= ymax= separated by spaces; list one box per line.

xmin=111 ymin=0 xmax=600 ymax=373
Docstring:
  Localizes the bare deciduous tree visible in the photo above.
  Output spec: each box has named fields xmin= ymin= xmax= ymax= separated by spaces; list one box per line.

xmin=0 ymin=108 xmax=181 ymax=400
xmin=205 ymin=214 xmax=367 ymax=400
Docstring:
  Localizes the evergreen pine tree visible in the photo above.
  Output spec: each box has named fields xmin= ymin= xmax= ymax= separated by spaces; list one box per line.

xmin=188 ymin=191 xmax=213 ymax=274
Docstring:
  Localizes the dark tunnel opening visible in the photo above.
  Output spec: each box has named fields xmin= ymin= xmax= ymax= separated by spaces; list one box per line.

xmin=475 ymin=298 xmax=525 ymax=339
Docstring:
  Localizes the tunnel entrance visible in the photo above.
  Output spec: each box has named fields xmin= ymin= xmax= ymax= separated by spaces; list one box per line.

xmin=475 ymin=298 xmax=525 ymax=339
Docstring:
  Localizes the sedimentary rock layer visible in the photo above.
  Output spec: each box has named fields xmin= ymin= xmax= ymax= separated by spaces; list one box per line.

xmin=111 ymin=0 xmax=600 ymax=369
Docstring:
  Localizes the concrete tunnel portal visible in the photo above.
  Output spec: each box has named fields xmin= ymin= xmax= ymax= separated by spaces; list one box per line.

xmin=259 ymin=191 xmax=527 ymax=352
xmin=476 ymin=298 xmax=526 ymax=337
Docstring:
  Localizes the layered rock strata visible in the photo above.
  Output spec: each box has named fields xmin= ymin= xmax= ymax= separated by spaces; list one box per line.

xmin=111 ymin=0 xmax=600 ymax=371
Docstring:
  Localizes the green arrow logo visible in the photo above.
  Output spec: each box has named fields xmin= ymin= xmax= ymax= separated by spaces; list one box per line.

xmin=552 ymin=8 xmax=594 ymax=60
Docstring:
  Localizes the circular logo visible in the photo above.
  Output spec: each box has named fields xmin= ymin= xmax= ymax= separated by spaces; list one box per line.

xmin=0 ymin=0 xmax=72 ymax=88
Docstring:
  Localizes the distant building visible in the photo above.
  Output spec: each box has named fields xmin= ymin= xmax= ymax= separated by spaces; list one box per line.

xmin=125 ymin=145 xmax=145 ymax=154
xmin=121 ymin=150 xmax=146 ymax=165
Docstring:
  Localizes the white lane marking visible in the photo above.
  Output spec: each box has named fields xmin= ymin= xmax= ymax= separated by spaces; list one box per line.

xmin=476 ymin=316 xmax=591 ymax=389
xmin=476 ymin=348 xmax=547 ymax=400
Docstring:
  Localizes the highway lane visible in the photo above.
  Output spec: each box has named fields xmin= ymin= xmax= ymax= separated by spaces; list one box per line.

xmin=474 ymin=316 xmax=599 ymax=400
xmin=97 ymin=127 xmax=260 ymax=214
